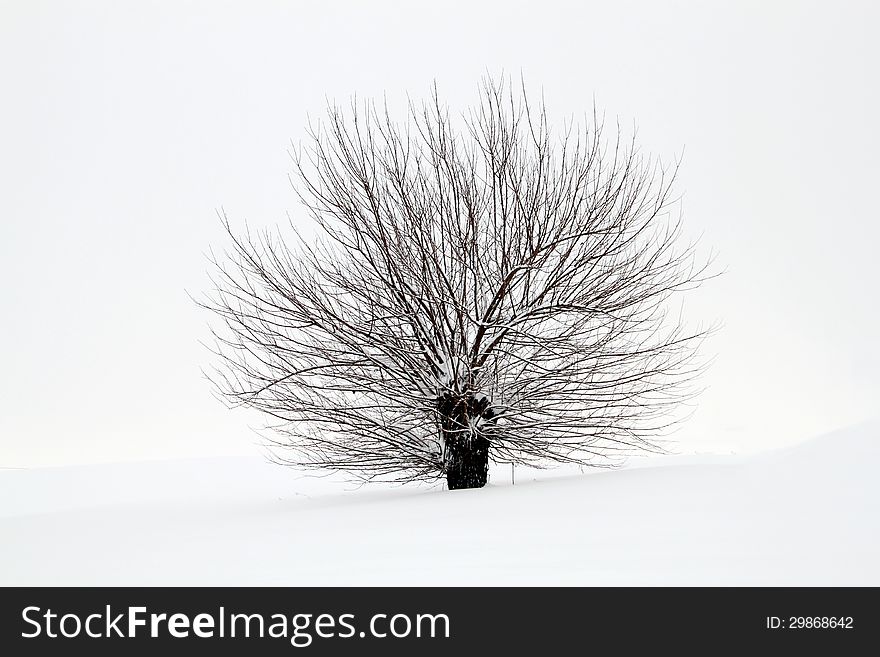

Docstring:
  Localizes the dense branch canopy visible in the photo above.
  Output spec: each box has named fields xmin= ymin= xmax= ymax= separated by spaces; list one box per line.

xmin=202 ymin=78 xmax=714 ymax=484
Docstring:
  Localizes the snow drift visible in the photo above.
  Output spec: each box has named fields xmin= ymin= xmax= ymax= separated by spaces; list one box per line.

xmin=1 ymin=421 xmax=877 ymax=585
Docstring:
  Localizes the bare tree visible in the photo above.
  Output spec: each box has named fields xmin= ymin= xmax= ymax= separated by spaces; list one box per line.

xmin=202 ymin=77 xmax=714 ymax=490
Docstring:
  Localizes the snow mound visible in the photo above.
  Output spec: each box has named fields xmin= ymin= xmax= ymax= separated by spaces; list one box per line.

xmin=1 ymin=421 xmax=877 ymax=585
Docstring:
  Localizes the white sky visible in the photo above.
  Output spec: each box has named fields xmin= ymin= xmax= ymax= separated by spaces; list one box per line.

xmin=2 ymin=0 xmax=878 ymax=466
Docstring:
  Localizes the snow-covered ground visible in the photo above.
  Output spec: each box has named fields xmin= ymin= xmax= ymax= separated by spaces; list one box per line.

xmin=1 ymin=421 xmax=877 ymax=586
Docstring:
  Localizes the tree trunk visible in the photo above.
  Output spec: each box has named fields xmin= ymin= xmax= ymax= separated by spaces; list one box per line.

xmin=445 ymin=433 xmax=490 ymax=490
xmin=437 ymin=390 xmax=494 ymax=490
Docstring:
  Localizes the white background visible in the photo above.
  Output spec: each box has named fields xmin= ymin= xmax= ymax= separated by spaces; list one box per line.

xmin=2 ymin=0 xmax=878 ymax=467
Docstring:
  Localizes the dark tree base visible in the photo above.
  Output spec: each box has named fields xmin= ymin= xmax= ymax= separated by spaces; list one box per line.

xmin=445 ymin=434 xmax=490 ymax=490
xmin=437 ymin=389 xmax=495 ymax=490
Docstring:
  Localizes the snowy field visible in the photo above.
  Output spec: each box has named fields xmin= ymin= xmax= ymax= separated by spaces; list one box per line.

xmin=1 ymin=422 xmax=877 ymax=586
